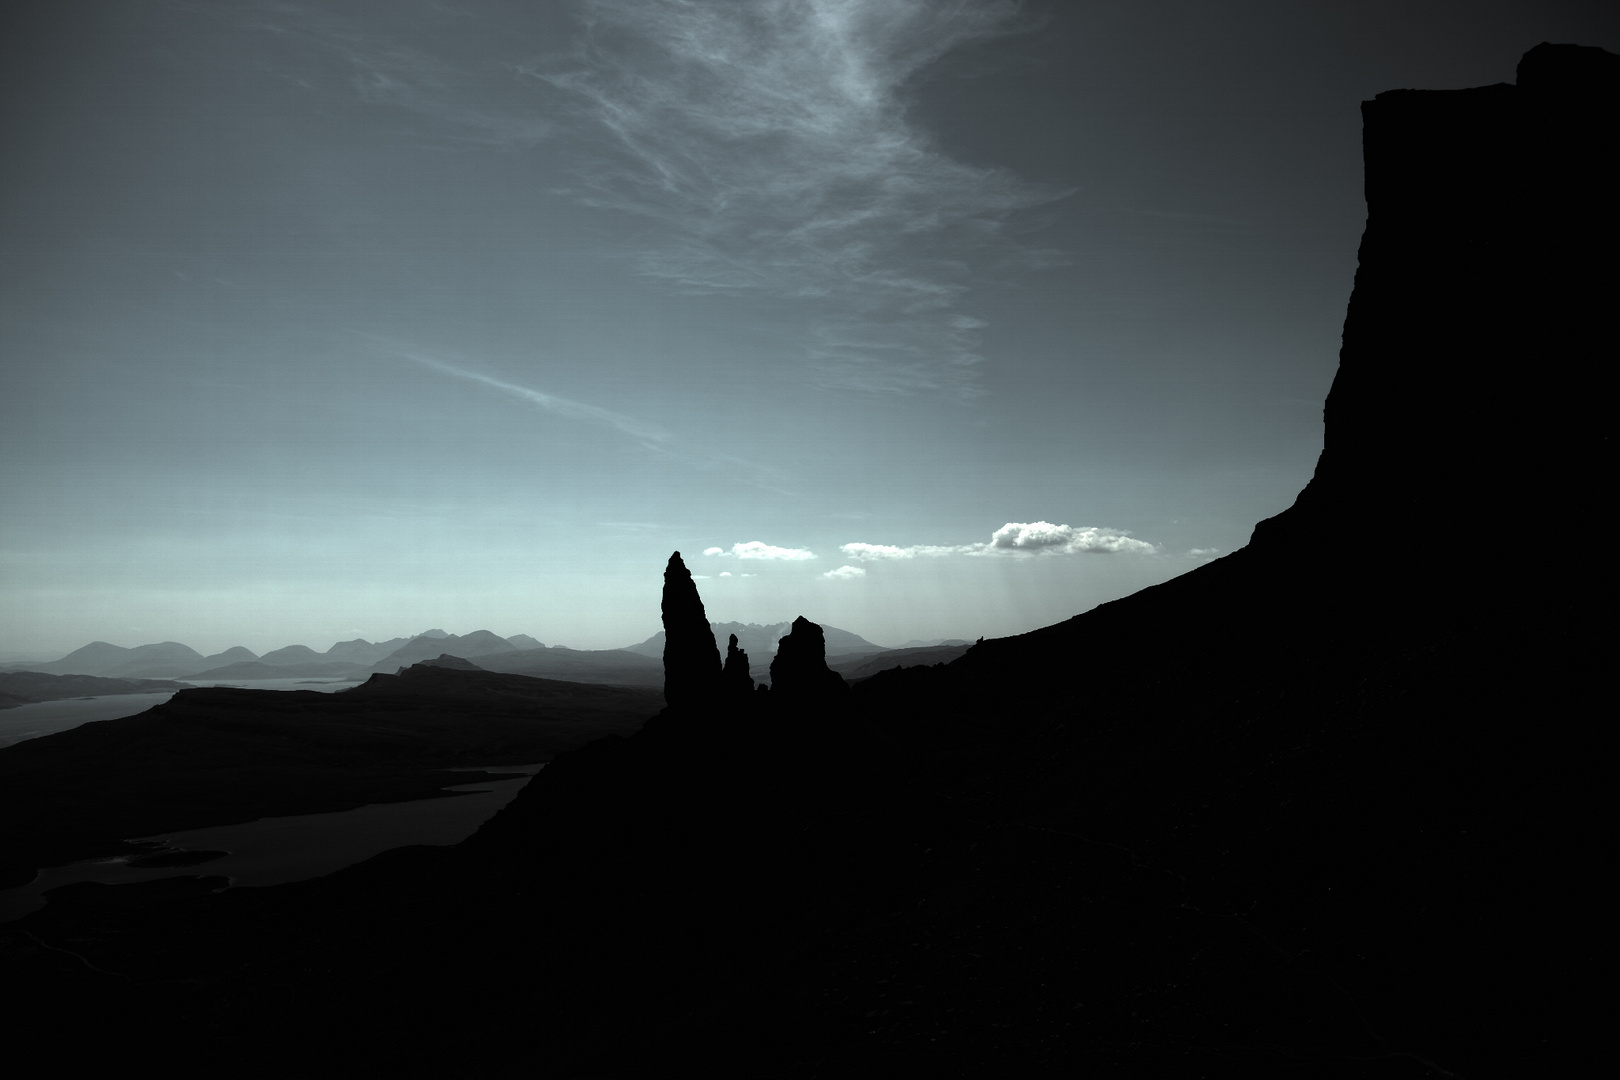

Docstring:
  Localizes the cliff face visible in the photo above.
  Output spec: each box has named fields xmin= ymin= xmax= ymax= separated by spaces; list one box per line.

xmin=1251 ymin=42 xmax=1616 ymax=582
xmin=855 ymin=44 xmax=1612 ymax=1073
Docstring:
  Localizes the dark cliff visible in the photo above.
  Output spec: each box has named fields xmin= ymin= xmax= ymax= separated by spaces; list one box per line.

xmin=1250 ymin=41 xmax=1615 ymax=578
xmin=850 ymin=42 xmax=1615 ymax=1075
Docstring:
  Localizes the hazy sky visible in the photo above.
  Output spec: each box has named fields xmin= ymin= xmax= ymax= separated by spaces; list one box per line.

xmin=3 ymin=1 xmax=1616 ymax=658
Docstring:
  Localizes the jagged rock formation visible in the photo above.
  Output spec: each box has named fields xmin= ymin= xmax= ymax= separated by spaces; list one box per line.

xmin=721 ymin=634 xmax=754 ymax=698
xmin=766 ymin=616 xmax=849 ymax=704
xmin=659 ymin=552 xmax=722 ymax=708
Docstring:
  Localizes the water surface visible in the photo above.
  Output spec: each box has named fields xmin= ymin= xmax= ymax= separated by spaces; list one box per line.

xmin=0 ymin=678 xmax=364 ymax=747
xmin=0 ymin=764 xmax=541 ymax=923
xmin=0 ymin=693 xmax=180 ymax=747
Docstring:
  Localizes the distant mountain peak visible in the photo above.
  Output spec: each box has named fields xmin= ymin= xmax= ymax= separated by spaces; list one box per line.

xmin=623 ymin=619 xmax=888 ymax=662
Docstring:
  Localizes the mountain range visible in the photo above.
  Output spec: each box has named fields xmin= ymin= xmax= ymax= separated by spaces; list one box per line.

xmin=623 ymin=620 xmax=887 ymax=661
xmin=6 ymin=621 xmax=925 ymax=687
xmin=2 ymin=631 xmax=531 ymax=681
xmin=11 ymin=637 xmax=414 ymax=680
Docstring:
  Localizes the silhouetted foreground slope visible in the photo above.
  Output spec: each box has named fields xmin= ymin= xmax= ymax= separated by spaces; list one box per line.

xmin=3 ymin=45 xmax=1611 ymax=1078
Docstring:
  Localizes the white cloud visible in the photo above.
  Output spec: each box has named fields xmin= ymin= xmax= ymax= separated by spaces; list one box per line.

xmin=1187 ymin=548 xmax=1222 ymax=559
xmin=840 ymin=542 xmax=911 ymax=560
xmin=823 ymin=565 xmax=867 ymax=580
xmin=532 ymin=0 xmax=1063 ymax=398
xmin=983 ymin=521 xmax=1159 ymax=555
xmin=719 ymin=571 xmax=732 ymax=577
xmin=842 ymin=521 xmax=1160 ymax=561
xmin=706 ymin=541 xmax=817 ymax=561
xmin=841 ymin=541 xmax=970 ymax=560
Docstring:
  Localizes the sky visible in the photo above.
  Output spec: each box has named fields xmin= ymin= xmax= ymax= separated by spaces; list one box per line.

xmin=3 ymin=1 xmax=1617 ymax=659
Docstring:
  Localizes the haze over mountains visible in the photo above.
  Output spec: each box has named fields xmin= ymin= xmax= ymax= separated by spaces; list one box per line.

xmin=5 ymin=621 xmax=947 ymax=691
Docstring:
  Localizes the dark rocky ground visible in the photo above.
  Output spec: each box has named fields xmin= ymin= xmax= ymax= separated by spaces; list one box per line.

xmin=2 ymin=44 xmax=1610 ymax=1078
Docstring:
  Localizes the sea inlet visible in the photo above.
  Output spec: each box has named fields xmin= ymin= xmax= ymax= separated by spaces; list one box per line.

xmin=0 ymin=764 xmax=541 ymax=922
xmin=0 ymin=677 xmax=365 ymax=748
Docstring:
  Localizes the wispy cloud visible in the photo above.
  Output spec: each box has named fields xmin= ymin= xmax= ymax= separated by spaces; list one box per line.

xmin=209 ymin=1 xmax=557 ymax=150
xmin=822 ymin=565 xmax=866 ymax=580
xmin=531 ymin=0 xmax=1063 ymax=396
xmin=221 ymin=1 xmax=1063 ymax=396
xmin=705 ymin=542 xmax=817 ymax=561
xmin=373 ymin=341 xmax=670 ymax=445
xmin=842 ymin=521 xmax=1160 ymax=560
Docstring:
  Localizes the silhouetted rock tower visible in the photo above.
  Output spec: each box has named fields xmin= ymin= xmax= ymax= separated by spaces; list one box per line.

xmin=768 ymin=616 xmax=849 ymax=704
xmin=722 ymin=633 xmax=755 ymax=698
xmin=661 ymin=552 xmax=722 ymax=708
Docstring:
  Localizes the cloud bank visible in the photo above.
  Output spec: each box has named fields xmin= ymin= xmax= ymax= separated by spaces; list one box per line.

xmin=535 ymin=0 xmax=1062 ymax=396
xmin=842 ymin=521 xmax=1159 ymax=560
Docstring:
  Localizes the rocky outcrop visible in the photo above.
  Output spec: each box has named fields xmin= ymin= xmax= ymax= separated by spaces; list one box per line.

xmin=722 ymin=634 xmax=754 ymax=698
xmin=660 ymin=551 xmax=722 ymax=708
xmin=767 ymin=616 xmax=849 ymax=704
